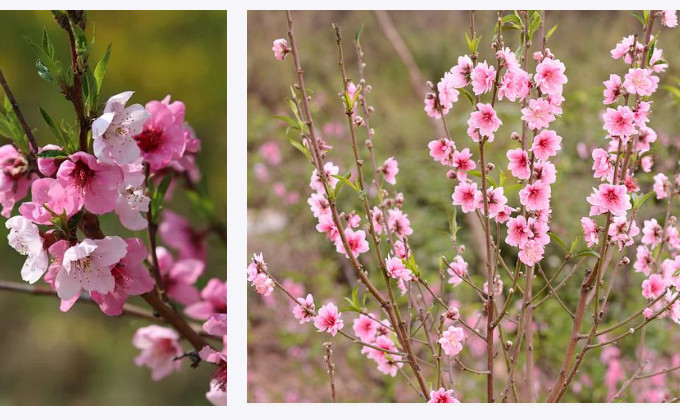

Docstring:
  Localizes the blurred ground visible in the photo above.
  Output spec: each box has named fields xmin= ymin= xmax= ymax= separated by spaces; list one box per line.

xmin=247 ymin=10 xmax=680 ymax=402
xmin=0 ymin=10 xmax=227 ymax=405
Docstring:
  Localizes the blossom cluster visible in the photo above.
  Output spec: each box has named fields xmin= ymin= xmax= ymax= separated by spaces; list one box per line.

xmin=3 ymin=90 xmax=226 ymax=404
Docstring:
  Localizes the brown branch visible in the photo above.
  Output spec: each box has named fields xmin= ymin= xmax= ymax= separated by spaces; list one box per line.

xmin=0 ymin=67 xmax=39 ymax=154
xmin=323 ymin=342 xmax=337 ymax=402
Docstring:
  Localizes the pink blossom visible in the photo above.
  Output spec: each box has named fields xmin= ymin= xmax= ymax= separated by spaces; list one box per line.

xmin=475 ymin=186 xmax=508 ymax=219
xmin=185 ymin=278 xmax=227 ymax=320
xmin=133 ymin=96 xmax=187 ymax=171
xmin=529 ymin=217 xmax=551 ymax=246
xmin=611 ymin=35 xmax=639 ymax=62
xmin=451 ymin=148 xmax=475 ymax=178
xmin=531 ymin=130 xmax=562 ymax=161
xmin=633 ymin=101 xmax=651 ymax=126
xmin=371 ymin=206 xmax=384 ymax=235
xmin=623 ymin=68 xmax=658 ymax=97
xmin=534 ymin=161 xmax=557 ymax=184
xmin=587 ymin=184 xmax=631 ymax=216
xmin=115 ymin=161 xmax=150 ymax=231
xmin=310 ymin=162 xmax=339 ymax=193
xmin=608 ymin=215 xmax=639 ymax=250
xmin=428 ymin=138 xmax=455 ymax=165
xmin=316 ymin=215 xmax=339 ymax=242
xmin=291 ymin=293 xmax=315 ymax=324
xmin=353 ymin=314 xmax=378 ymax=342
xmin=467 ymin=103 xmax=502 ymax=140
xmin=452 ymin=181 xmax=480 ymax=213
xmin=55 ymin=236 xmax=127 ymax=301
xmin=335 ymin=228 xmax=369 ymax=258
xmin=424 ymin=94 xmax=449 ymax=119
xmin=642 ymin=219 xmax=663 ymax=247
xmin=385 ymin=256 xmax=412 ymax=282
xmin=437 ymin=73 xmax=461 ymax=107
xmin=90 ymin=238 xmax=155 ymax=316
xmin=92 ymin=91 xmax=149 ymax=165
xmin=132 ymin=325 xmax=183 ymax=380
xmin=252 ymin=273 xmax=274 ymax=297
xmin=314 ymin=303 xmax=344 ymax=336
xmin=447 ymin=255 xmax=468 ymax=286
xmin=506 ymin=215 xmax=533 ymax=247
xmin=367 ymin=336 xmax=403 ymax=377
xmin=518 ymin=240 xmax=545 ymax=266
xmin=521 ymin=98 xmax=555 ymax=130
xmin=603 ymin=74 xmax=623 ymax=105
xmin=653 ymin=173 xmax=669 ymax=199
xmin=519 ymin=180 xmax=551 ymax=211
xmin=470 ymin=62 xmax=496 ymax=95
xmin=592 ymin=148 xmax=613 ymax=180
xmin=308 ymin=192 xmax=331 ymax=218
xmin=634 ymin=246 xmax=653 ymax=276
xmin=661 ymin=10 xmax=678 ymax=28
xmin=534 ymin=58 xmax=567 ymax=96
xmin=381 ymin=157 xmax=399 ymax=185
xmin=346 ymin=212 xmax=361 ymax=229
xmin=642 ymin=274 xmax=667 ymax=299
xmin=272 ymin=38 xmax=289 ymax=60
xmin=57 ymin=152 xmax=123 ymax=215
xmin=157 ymin=246 xmax=202 ymax=305
xmin=506 ymin=148 xmax=531 ymax=179
xmin=581 ymin=217 xmax=599 ymax=247
xmin=387 ymin=208 xmax=413 ymax=239
xmin=636 ymin=127 xmax=657 ymax=153
xmin=36 ymin=144 xmax=64 ymax=177
xmin=159 ymin=210 xmax=207 ymax=262
xmin=439 ymin=325 xmax=465 ymax=357
xmin=0 ymin=145 xmax=33 ymax=217
xmin=495 ymin=205 xmax=515 ymax=223
xmin=5 ymin=215 xmax=48 ymax=283
xmin=498 ymin=68 xmax=531 ymax=102
xmin=428 ymin=388 xmax=460 ymax=403
xmin=602 ymin=106 xmax=636 ymax=138
xmin=641 ymin=155 xmax=654 ymax=172
xmin=19 ymin=178 xmax=78 ymax=225
xmin=449 ymin=55 xmax=473 ymax=88
xmin=394 ymin=240 xmax=408 ymax=259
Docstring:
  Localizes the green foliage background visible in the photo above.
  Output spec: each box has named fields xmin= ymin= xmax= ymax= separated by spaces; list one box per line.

xmin=0 ymin=10 xmax=227 ymax=405
xmin=248 ymin=11 xmax=680 ymax=402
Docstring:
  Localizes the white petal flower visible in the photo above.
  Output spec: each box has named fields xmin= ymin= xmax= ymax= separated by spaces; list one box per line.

xmin=93 ymin=91 xmax=150 ymax=165
xmin=5 ymin=216 xmax=48 ymax=283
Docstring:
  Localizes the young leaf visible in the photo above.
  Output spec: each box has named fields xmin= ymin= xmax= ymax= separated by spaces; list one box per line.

xmin=93 ymin=43 xmax=112 ymax=95
xmin=575 ymin=248 xmax=601 ymax=259
xmin=39 ymin=107 xmax=68 ymax=147
xmin=332 ymin=174 xmax=359 ymax=193
xmin=548 ymin=232 xmax=568 ymax=252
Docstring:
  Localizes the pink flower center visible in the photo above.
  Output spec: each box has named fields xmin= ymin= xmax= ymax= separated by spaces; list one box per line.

xmin=135 ymin=128 xmax=164 ymax=153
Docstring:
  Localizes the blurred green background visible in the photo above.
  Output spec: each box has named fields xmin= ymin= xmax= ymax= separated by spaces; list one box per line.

xmin=248 ymin=11 xmax=680 ymax=402
xmin=0 ymin=10 xmax=226 ymax=405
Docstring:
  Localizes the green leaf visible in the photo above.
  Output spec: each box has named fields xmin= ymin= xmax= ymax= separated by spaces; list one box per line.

xmin=457 ymin=87 xmax=475 ymax=106
xmin=528 ymin=11 xmax=541 ymax=39
xmin=67 ymin=210 xmax=84 ymax=233
xmin=93 ymin=44 xmax=112 ymax=95
xmin=575 ymin=248 xmax=601 ymax=259
xmin=546 ymin=24 xmax=558 ymax=40
xmin=354 ymin=24 xmax=363 ymax=44
xmin=71 ymin=23 xmax=88 ymax=56
xmin=332 ymin=174 xmax=359 ymax=193
xmin=339 ymin=305 xmax=361 ymax=314
xmin=631 ymin=11 xmax=645 ymax=26
xmin=569 ymin=235 xmax=581 ymax=254
xmin=548 ymin=232 xmax=568 ymax=252
xmin=36 ymin=149 xmax=68 ymax=159
xmin=274 ymin=115 xmax=300 ymax=129
xmin=39 ymin=107 xmax=69 ymax=147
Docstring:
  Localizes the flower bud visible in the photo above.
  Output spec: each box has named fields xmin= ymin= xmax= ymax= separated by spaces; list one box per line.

xmin=445 ymin=307 xmax=460 ymax=321
xmin=354 ymin=116 xmax=364 ymax=127
xmin=511 ymin=131 xmax=521 ymax=142
xmin=446 ymin=170 xmax=458 ymax=180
